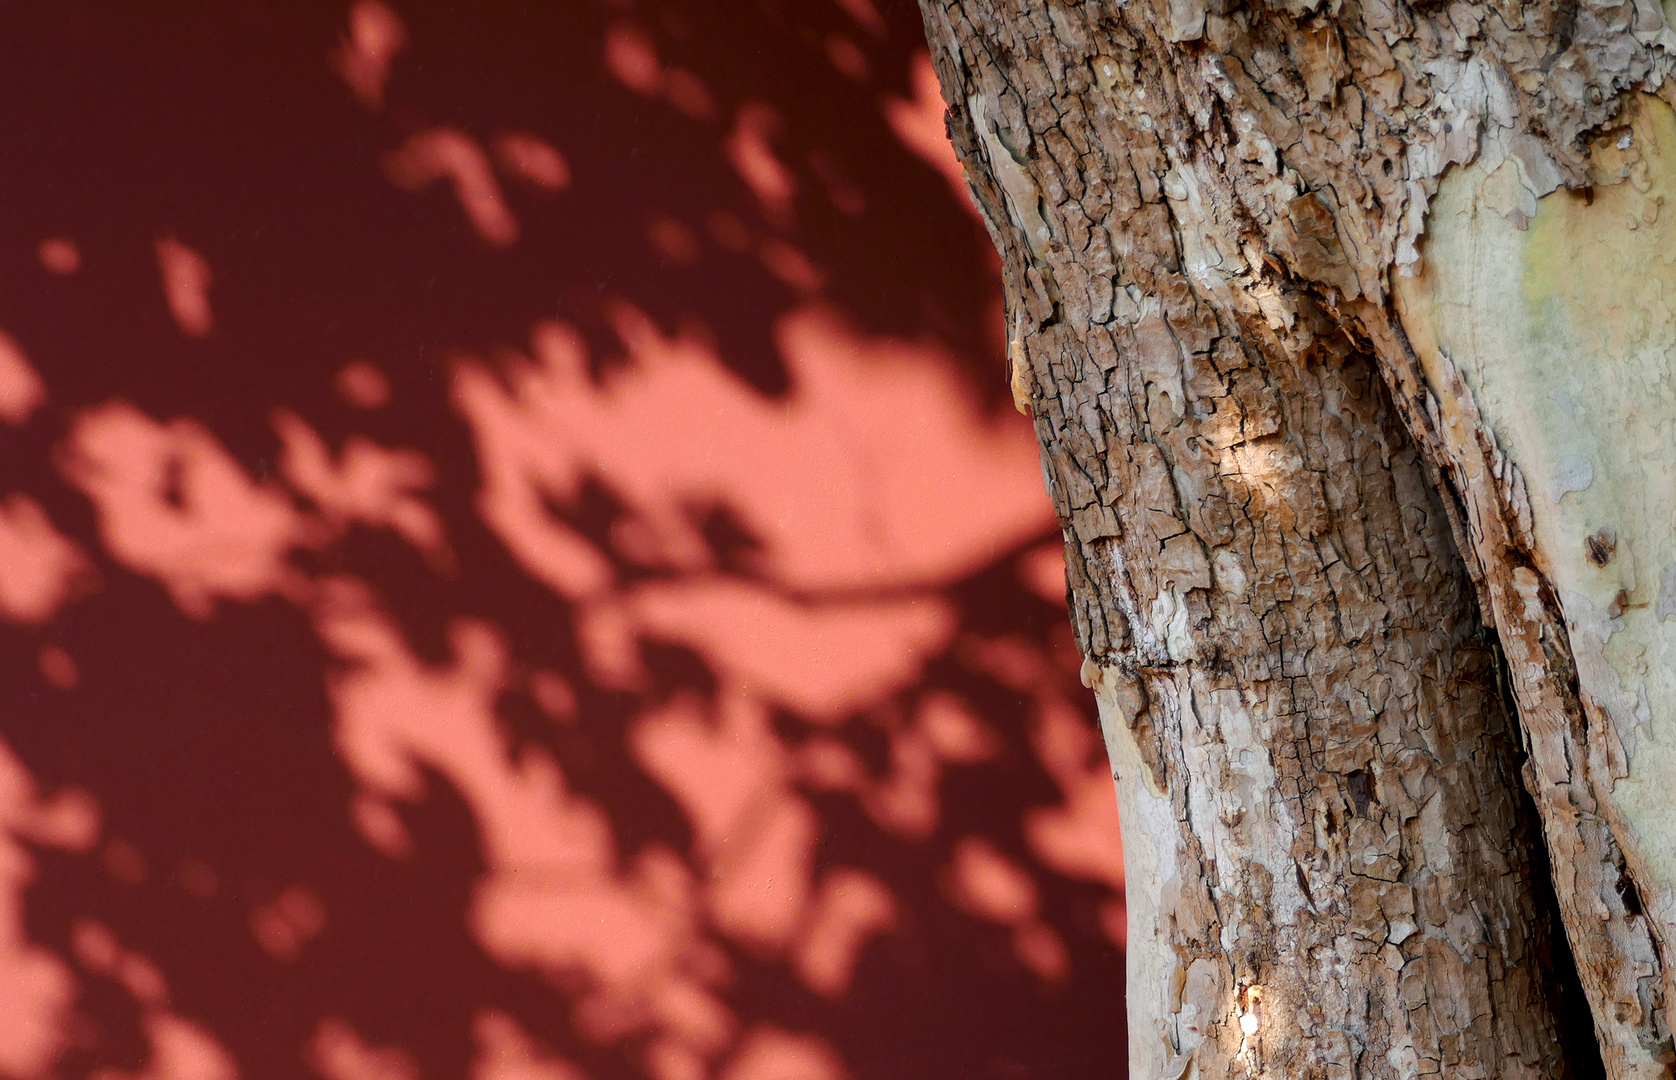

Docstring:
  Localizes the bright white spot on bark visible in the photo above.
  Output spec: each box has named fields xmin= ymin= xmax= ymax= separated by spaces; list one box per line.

xmin=1213 ymin=548 xmax=1248 ymax=597
xmin=1239 ymin=1011 xmax=1259 ymax=1036
xmin=1545 ymin=454 xmax=1594 ymax=502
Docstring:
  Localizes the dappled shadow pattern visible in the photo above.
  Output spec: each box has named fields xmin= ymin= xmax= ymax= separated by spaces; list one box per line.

xmin=0 ymin=2 xmax=1125 ymax=1079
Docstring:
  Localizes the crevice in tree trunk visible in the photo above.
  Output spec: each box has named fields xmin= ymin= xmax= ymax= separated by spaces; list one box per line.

xmin=1514 ymin=714 xmax=1612 ymax=1080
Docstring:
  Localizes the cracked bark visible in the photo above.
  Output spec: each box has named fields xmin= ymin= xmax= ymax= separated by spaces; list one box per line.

xmin=917 ymin=0 xmax=1676 ymax=1074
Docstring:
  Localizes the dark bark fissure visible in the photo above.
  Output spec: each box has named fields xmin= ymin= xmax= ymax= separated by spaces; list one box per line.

xmin=1348 ymin=325 xmax=1609 ymax=1080
xmin=1522 ymin=770 xmax=1612 ymax=1080
xmin=1373 ymin=290 xmax=1613 ymax=1079
xmin=1479 ymin=619 xmax=1607 ymax=1080
xmin=1481 ymin=622 xmax=1609 ymax=1078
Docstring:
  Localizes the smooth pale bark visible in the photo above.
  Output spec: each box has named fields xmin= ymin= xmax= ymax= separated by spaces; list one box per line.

xmin=1396 ymin=91 xmax=1676 ymax=1070
xmin=917 ymin=0 xmax=1676 ymax=1074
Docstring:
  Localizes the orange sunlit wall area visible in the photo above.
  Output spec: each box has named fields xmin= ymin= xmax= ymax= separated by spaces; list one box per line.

xmin=0 ymin=2 xmax=1126 ymax=1079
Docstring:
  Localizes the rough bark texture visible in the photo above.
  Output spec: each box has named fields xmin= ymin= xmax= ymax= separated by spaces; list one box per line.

xmin=917 ymin=0 xmax=1676 ymax=1073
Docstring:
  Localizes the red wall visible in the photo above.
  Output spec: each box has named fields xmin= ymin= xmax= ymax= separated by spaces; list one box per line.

xmin=0 ymin=3 xmax=1126 ymax=1078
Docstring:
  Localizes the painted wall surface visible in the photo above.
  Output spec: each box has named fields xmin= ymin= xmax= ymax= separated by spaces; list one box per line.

xmin=0 ymin=4 xmax=1127 ymax=1080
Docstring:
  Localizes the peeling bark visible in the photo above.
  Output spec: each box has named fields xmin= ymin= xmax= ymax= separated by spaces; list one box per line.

xmin=917 ymin=0 xmax=1676 ymax=1072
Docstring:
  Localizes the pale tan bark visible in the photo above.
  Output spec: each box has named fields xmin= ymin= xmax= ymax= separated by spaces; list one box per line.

xmin=917 ymin=0 xmax=1676 ymax=1073
xmin=1395 ymin=91 xmax=1676 ymax=1073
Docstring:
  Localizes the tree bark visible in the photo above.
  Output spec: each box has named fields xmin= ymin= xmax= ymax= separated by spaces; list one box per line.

xmin=916 ymin=0 xmax=1676 ymax=1074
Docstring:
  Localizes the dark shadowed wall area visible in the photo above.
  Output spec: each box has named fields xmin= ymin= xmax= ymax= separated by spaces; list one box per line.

xmin=0 ymin=3 xmax=1127 ymax=1079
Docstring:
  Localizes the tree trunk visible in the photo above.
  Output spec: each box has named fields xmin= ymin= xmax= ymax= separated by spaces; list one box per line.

xmin=916 ymin=0 xmax=1676 ymax=1074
